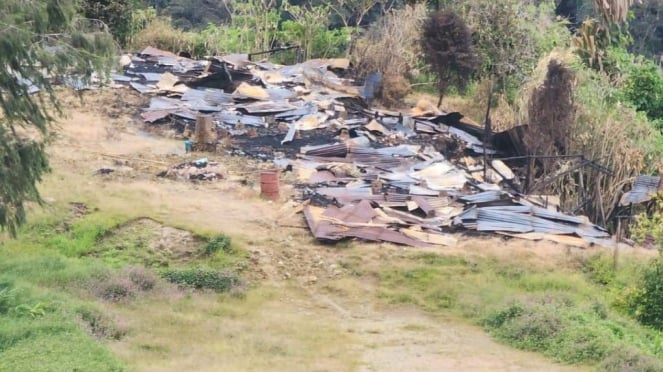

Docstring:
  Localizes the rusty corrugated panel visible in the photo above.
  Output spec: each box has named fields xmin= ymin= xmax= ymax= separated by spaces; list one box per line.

xmin=303 ymin=206 xmax=344 ymax=240
xmin=412 ymin=196 xmax=436 ymax=217
xmin=334 ymin=226 xmax=430 ymax=248
xmin=322 ymin=200 xmax=377 ymax=223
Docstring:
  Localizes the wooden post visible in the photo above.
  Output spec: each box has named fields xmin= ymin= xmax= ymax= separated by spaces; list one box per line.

xmin=483 ymin=76 xmax=494 ymax=181
xmin=194 ymin=114 xmax=216 ymax=151
xmin=613 ymin=218 xmax=621 ymax=270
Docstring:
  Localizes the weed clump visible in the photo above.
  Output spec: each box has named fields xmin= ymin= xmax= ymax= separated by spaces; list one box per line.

xmin=161 ymin=267 xmax=243 ymax=293
xmin=98 ymin=278 xmax=135 ymax=302
xmin=126 ymin=266 xmax=157 ymax=291
xmin=76 ymin=306 xmax=128 ymax=340
xmin=204 ymin=234 xmax=232 ymax=255
xmin=92 ymin=265 xmax=158 ymax=302
xmin=0 ymin=282 xmax=17 ymax=314
xmin=627 ymin=258 xmax=663 ymax=330
xmin=484 ymin=299 xmax=563 ymax=351
xmin=599 ymin=347 xmax=663 ymax=372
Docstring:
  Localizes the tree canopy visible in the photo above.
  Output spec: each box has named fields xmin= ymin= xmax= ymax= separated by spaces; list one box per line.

xmin=0 ymin=0 xmax=115 ymax=236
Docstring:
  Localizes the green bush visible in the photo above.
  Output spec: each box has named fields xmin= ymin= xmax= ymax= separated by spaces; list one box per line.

xmin=161 ymin=267 xmax=242 ymax=292
xmin=485 ymin=301 xmax=563 ymax=351
xmin=204 ymin=234 xmax=232 ymax=256
xmin=629 ymin=258 xmax=663 ymax=329
xmin=0 ymin=281 xmax=17 ymax=314
xmin=76 ymin=306 xmax=127 ymax=340
xmin=582 ymin=253 xmax=616 ymax=286
xmin=621 ymin=58 xmax=663 ymax=122
xmin=599 ymin=347 xmax=663 ymax=372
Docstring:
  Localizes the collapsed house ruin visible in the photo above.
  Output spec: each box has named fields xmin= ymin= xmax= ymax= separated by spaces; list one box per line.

xmin=108 ymin=46 xmax=616 ymax=249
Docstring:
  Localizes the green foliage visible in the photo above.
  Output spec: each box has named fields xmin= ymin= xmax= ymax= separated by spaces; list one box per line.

xmin=628 ymin=258 xmax=663 ymax=330
xmin=132 ymin=4 xmax=352 ymax=59
xmin=0 ymin=283 xmax=17 ymax=315
xmin=484 ymin=298 xmax=564 ymax=352
xmin=76 ymin=305 xmax=127 ymax=340
xmin=166 ymin=0 xmax=232 ymax=31
xmin=599 ymin=347 xmax=663 ymax=372
xmin=0 ymin=0 xmax=115 ymax=236
xmin=81 ymin=0 xmax=136 ymax=46
xmin=161 ymin=267 xmax=243 ymax=292
xmin=204 ymin=234 xmax=232 ymax=255
xmin=621 ymin=59 xmax=663 ymax=122
xmin=0 ymin=331 xmax=126 ymax=371
xmin=378 ymin=251 xmax=663 ymax=367
xmin=450 ymin=0 xmax=570 ymax=98
xmin=631 ymin=193 xmax=663 ymax=245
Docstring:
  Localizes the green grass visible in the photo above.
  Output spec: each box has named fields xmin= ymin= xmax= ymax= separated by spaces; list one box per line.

xmin=0 ymin=209 xmax=248 ymax=371
xmin=378 ymin=251 xmax=663 ymax=370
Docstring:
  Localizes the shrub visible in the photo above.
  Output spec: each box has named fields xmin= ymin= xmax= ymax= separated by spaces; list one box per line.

xmin=622 ymin=59 xmax=663 ymax=121
xmin=599 ymin=347 xmax=663 ymax=372
xmin=129 ymin=17 xmax=194 ymax=54
xmin=204 ymin=234 xmax=232 ymax=256
xmin=550 ymin=326 xmax=611 ymax=363
xmin=98 ymin=278 xmax=135 ymax=302
xmin=487 ymin=303 xmax=563 ymax=351
xmin=161 ymin=267 xmax=242 ymax=292
xmin=126 ymin=265 xmax=157 ymax=291
xmin=93 ymin=266 xmax=157 ymax=302
xmin=0 ymin=282 xmax=17 ymax=314
xmin=76 ymin=306 xmax=127 ymax=340
xmin=631 ymin=193 xmax=663 ymax=246
xmin=629 ymin=257 xmax=663 ymax=329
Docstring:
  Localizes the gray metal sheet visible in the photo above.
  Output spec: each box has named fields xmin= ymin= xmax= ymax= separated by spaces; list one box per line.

xmin=215 ymin=112 xmax=265 ymax=127
xmin=139 ymin=72 xmax=162 ymax=81
xmin=459 ymin=191 xmax=505 ymax=204
xmin=620 ymin=175 xmax=662 ymax=205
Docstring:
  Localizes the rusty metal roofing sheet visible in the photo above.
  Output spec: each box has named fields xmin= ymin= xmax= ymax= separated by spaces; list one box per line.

xmin=323 ymin=200 xmax=377 ymax=223
xmin=333 ymin=226 xmax=430 ymax=248
xmin=303 ymin=206 xmax=344 ymax=240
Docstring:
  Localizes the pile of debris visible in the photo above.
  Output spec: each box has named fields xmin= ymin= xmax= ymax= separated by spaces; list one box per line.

xmin=159 ymin=158 xmax=225 ymax=181
xmin=112 ymin=46 xmax=613 ymax=248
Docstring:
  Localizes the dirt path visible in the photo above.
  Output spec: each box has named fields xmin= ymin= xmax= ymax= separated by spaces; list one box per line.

xmin=43 ymin=90 xmax=585 ymax=371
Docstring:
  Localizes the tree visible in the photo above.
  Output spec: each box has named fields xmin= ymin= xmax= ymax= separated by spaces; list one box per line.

xmin=420 ymin=10 xmax=478 ymax=106
xmin=82 ymin=0 xmax=137 ymax=46
xmin=1 ymin=0 xmax=115 ymax=236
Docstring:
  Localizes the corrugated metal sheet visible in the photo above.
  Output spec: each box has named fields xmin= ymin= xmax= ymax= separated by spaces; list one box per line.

xmin=476 ymin=209 xmax=577 ymax=234
xmin=459 ymin=191 xmax=506 ymax=204
xmin=620 ymin=175 xmax=663 ymax=205
xmin=334 ymin=226 xmax=431 ymax=248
